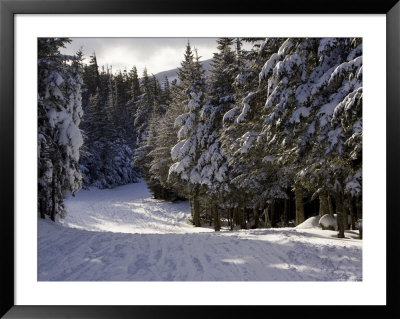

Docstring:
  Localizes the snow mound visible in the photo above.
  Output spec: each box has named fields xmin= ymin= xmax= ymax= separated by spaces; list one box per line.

xmin=319 ymin=214 xmax=337 ymax=230
xmin=295 ymin=216 xmax=321 ymax=229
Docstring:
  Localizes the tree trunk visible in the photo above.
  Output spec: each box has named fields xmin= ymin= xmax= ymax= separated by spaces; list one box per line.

xmin=50 ymin=168 xmax=56 ymax=222
xmin=343 ymin=207 xmax=349 ymax=230
xmin=230 ymin=208 xmax=234 ymax=230
xmin=343 ymin=195 xmax=350 ymax=230
xmin=227 ymin=207 xmax=230 ymax=229
xmin=270 ymin=199 xmax=277 ymax=227
xmin=213 ymin=203 xmax=221 ymax=231
xmin=283 ymin=198 xmax=289 ymax=227
xmin=204 ymin=201 xmax=207 ymax=224
xmin=335 ymin=192 xmax=345 ymax=238
xmin=264 ymin=208 xmax=269 ymax=228
xmin=240 ymin=207 xmax=247 ymax=229
xmin=319 ymin=192 xmax=329 ymax=216
xmin=189 ymin=198 xmax=194 ymax=218
xmin=253 ymin=207 xmax=259 ymax=229
xmin=39 ymin=198 xmax=46 ymax=219
xmin=295 ymin=186 xmax=305 ymax=226
xmin=193 ymin=195 xmax=201 ymax=227
xmin=328 ymin=194 xmax=334 ymax=216
xmin=234 ymin=206 xmax=240 ymax=226
xmin=356 ymin=196 xmax=362 ymax=220
xmin=205 ymin=201 xmax=212 ymax=226
xmin=349 ymin=196 xmax=356 ymax=230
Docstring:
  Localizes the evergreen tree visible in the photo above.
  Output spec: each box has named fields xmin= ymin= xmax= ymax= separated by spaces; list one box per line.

xmin=168 ymin=42 xmax=208 ymax=226
xmin=80 ymin=62 xmax=139 ymax=189
xmin=221 ymin=38 xmax=289 ymax=228
xmin=160 ymin=76 xmax=172 ymax=106
xmin=148 ymin=80 xmax=184 ymax=200
xmin=193 ymin=38 xmax=239 ymax=230
xmin=81 ymin=52 xmax=101 ymax=108
xmin=51 ymin=37 xmax=362 ymax=235
xmin=134 ymin=68 xmax=153 ymax=146
xmin=128 ymin=66 xmax=142 ymax=101
xmin=240 ymin=37 xmax=363 ymax=235
xmin=124 ymin=65 xmax=142 ymax=149
xmin=38 ymin=38 xmax=84 ymax=220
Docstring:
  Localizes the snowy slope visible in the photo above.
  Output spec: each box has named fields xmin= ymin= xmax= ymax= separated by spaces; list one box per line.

xmin=38 ymin=181 xmax=362 ymax=281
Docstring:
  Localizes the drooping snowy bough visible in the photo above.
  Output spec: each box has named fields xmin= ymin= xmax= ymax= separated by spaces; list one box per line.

xmin=38 ymin=38 xmax=84 ymax=220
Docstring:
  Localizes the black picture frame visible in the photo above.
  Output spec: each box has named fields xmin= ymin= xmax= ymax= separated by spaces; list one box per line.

xmin=1 ymin=0 xmax=398 ymax=318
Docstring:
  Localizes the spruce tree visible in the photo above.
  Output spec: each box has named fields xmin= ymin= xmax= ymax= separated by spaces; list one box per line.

xmin=168 ymin=42 xmax=207 ymax=226
xmin=38 ymin=38 xmax=84 ymax=220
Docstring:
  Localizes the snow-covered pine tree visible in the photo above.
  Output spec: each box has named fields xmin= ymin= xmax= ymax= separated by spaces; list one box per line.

xmin=38 ymin=38 xmax=84 ymax=220
xmin=255 ymin=38 xmax=319 ymax=226
xmin=134 ymin=68 xmax=153 ymax=148
xmin=168 ymin=42 xmax=208 ymax=226
xmin=124 ymin=65 xmax=142 ymax=149
xmin=97 ymin=72 xmax=138 ymax=188
xmin=245 ymin=37 xmax=362 ymax=235
xmin=275 ymin=37 xmax=362 ymax=236
xmin=221 ymin=38 xmax=289 ymax=228
xmin=148 ymin=80 xmax=184 ymax=200
xmin=98 ymin=65 xmax=112 ymax=106
xmin=81 ymin=52 xmax=101 ymax=109
xmin=312 ymin=38 xmax=362 ymax=237
xmin=80 ymin=62 xmax=139 ymax=189
xmin=161 ymin=76 xmax=172 ymax=105
xmin=140 ymin=74 xmax=172 ymax=199
xmin=193 ymin=38 xmax=240 ymax=230
xmin=80 ymin=87 xmax=103 ymax=186
xmin=128 ymin=66 xmax=142 ymax=102
xmin=133 ymin=68 xmax=157 ymax=181
xmin=112 ymin=69 xmax=131 ymax=136
xmin=221 ymin=38 xmax=260 ymax=226
xmin=141 ymin=111 xmax=162 ymax=197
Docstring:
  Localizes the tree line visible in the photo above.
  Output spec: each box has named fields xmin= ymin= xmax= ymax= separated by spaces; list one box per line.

xmin=38 ymin=38 xmax=362 ymax=238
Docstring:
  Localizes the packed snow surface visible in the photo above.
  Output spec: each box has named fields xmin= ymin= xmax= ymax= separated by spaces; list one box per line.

xmin=38 ymin=181 xmax=362 ymax=281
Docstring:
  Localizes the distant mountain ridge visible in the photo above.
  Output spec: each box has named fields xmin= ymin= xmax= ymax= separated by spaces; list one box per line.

xmin=153 ymin=58 xmax=212 ymax=86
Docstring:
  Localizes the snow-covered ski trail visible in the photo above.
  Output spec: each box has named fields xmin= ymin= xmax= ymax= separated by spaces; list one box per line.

xmin=38 ymin=181 xmax=362 ymax=281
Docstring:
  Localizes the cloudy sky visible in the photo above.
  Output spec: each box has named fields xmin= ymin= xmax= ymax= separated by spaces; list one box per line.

xmin=62 ymin=38 xmax=219 ymax=75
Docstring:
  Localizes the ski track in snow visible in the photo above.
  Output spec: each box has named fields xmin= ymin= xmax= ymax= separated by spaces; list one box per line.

xmin=38 ymin=181 xmax=362 ymax=281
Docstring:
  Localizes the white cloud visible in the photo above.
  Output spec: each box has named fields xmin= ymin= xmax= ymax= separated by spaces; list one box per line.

xmin=62 ymin=37 xmax=218 ymax=74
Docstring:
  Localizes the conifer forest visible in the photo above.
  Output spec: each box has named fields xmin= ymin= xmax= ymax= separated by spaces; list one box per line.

xmin=38 ymin=37 xmax=363 ymax=281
